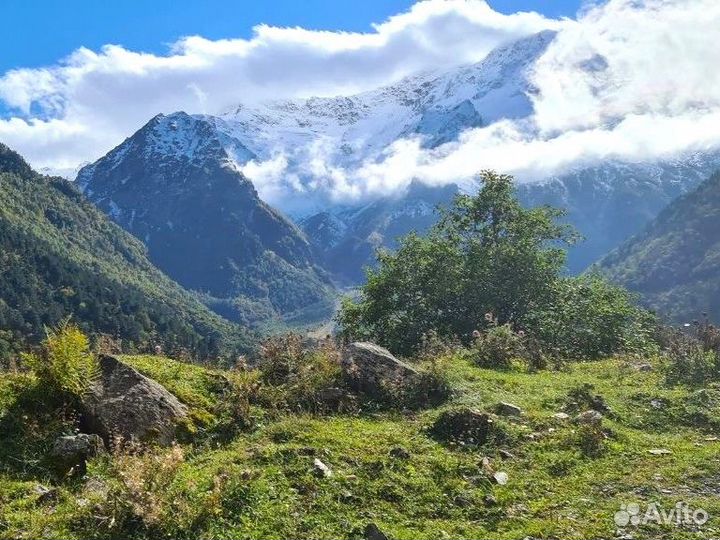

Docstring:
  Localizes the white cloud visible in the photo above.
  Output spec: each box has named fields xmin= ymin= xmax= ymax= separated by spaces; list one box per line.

xmin=3 ymin=0 xmax=718 ymax=206
xmin=0 ymin=0 xmax=558 ymax=171
xmin=285 ymin=0 xmax=720 ymax=202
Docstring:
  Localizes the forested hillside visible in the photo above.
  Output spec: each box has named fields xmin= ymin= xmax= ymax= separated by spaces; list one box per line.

xmin=599 ymin=171 xmax=720 ymax=322
xmin=0 ymin=144 xmax=254 ymax=360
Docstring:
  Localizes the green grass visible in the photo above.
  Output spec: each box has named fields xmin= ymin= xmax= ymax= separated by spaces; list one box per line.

xmin=3 ymin=354 xmax=720 ymax=539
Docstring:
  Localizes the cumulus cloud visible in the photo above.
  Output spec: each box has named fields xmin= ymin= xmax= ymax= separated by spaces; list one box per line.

xmin=286 ymin=0 xmax=720 ymax=202
xmin=0 ymin=0 xmax=558 ymax=171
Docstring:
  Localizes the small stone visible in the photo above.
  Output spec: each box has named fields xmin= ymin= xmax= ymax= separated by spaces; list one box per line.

xmin=650 ymin=399 xmax=664 ymax=409
xmin=34 ymin=484 xmax=58 ymax=505
xmin=575 ymin=410 xmax=603 ymax=425
xmin=498 ymin=449 xmax=515 ymax=460
xmin=483 ymin=494 xmax=498 ymax=506
xmin=636 ymin=363 xmax=653 ymax=372
xmin=552 ymin=412 xmax=570 ymax=421
xmin=648 ymin=448 xmax=672 ymax=455
xmin=389 ymin=446 xmax=411 ymax=460
xmin=480 ymin=456 xmax=493 ymax=474
xmin=493 ymin=471 xmax=509 ymax=485
xmin=364 ymin=523 xmax=389 ymax=540
xmin=340 ymin=490 xmax=355 ymax=503
xmin=50 ymin=434 xmax=106 ymax=476
xmin=313 ymin=458 xmax=332 ymax=477
xmin=496 ymin=402 xmax=523 ymax=416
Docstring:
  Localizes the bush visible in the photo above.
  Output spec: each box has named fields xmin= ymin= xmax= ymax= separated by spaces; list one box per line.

xmin=402 ymin=357 xmax=454 ymax=408
xmin=415 ymin=330 xmax=461 ymax=362
xmin=213 ymin=369 xmax=264 ymax=435
xmin=525 ymin=276 xmax=658 ymax=361
xmin=574 ymin=424 xmax=608 ymax=458
xmin=339 ymin=171 xmax=656 ymax=362
xmin=105 ymin=443 xmax=186 ymax=529
xmin=664 ymin=318 xmax=720 ymax=385
xmin=468 ymin=320 xmax=523 ymax=369
xmin=22 ymin=320 xmax=98 ymax=397
xmin=257 ymin=334 xmax=348 ymax=413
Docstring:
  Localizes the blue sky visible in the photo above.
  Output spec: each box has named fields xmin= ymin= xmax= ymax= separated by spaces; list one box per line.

xmin=1 ymin=0 xmax=582 ymax=73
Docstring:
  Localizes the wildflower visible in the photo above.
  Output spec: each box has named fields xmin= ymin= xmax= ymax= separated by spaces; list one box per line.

xmin=517 ymin=330 xmax=526 ymax=338
xmin=472 ymin=330 xmax=481 ymax=339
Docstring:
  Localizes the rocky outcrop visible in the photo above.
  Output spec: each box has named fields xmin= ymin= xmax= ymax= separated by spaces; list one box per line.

xmin=341 ymin=342 xmax=418 ymax=396
xmin=82 ymin=355 xmax=188 ymax=446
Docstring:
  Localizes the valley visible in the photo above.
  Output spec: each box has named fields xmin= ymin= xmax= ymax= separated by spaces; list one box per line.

xmin=1 ymin=2 xmax=719 ymax=538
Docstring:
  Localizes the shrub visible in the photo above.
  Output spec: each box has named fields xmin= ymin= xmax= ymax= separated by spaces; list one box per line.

xmin=664 ymin=318 xmax=720 ymax=385
xmin=402 ymin=357 xmax=454 ymax=408
xmin=574 ymin=424 xmax=607 ymax=458
xmin=22 ymin=320 xmax=98 ymax=397
xmin=213 ymin=369 xmax=264 ymax=435
xmin=525 ymin=276 xmax=659 ymax=361
xmin=106 ymin=443 xmax=186 ymax=528
xmin=469 ymin=321 xmax=523 ymax=369
xmin=415 ymin=329 xmax=461 ymax=362
xmin=258 ymin=333 xmax=306 ymax=385
xmin=257 ymin=334 xmax=347 ymax=413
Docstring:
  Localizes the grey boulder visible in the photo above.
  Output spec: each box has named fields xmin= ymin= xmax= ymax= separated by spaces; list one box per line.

xmin=341 ymin=342 xmax=418 ymax=396
xmin=50 ymin=433 xmax=105 ymax=476
xmin=82 ymin=354 xmax=188 ymax=446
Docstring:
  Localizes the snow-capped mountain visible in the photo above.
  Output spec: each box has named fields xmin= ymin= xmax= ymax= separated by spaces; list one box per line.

xmin=211 ymin=30 xmax=554 ymax=214
xmin=77 ymin=112 xmax=335 ymax=326
xmin=78 ymin=29 xmax=720 ymax=287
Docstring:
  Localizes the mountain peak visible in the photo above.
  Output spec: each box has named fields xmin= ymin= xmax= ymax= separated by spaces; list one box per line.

xmin=77 ymin=113 xmax=335 ymax=326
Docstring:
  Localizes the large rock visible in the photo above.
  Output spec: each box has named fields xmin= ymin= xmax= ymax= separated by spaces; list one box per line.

xmin=50 ymin=433 xmax=105 ymax=476
xmin=82 ymin=355 xmax=188 ymax=446
xmin=341 ymin=342 xmax=418 ymax=396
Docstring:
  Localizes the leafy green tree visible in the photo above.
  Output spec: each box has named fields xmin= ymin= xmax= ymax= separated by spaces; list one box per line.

xmin=339 ymin=171 xmax=653 ymax=360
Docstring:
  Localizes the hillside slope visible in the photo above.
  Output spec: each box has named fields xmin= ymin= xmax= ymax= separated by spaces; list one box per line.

xmin=0 ymin=144 xmax=254 ymax=359
xmin=598 ymin=171 xmax=720 ymax=322
xmin=3 ymin=351 xmax=720 ymax=540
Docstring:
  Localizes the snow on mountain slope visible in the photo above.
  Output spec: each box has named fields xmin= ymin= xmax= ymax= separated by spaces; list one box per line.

xmin=210 ymin=30 xmax=556 ymax=213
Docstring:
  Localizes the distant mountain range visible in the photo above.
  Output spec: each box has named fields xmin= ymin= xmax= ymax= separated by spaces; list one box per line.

xmin=78 ymin=31 xmax=720 ymax=286
xmin=0 ymin=143 xmax=254 ymax=359
xmin=599 ymin=171 xmax=720 ymax=322
xmin=71 ymin=30 xmax=720 ymax=318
